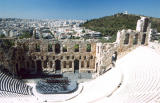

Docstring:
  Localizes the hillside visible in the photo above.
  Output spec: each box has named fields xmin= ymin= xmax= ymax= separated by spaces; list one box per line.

xmin=150 ymin=17 xmax=160 ymax=32
xmin=81 ymin=13 xmax=160 ymax=42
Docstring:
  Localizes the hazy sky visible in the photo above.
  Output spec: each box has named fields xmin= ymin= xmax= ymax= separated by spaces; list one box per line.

xmin=0 ymin=0 xmax=159 ymax=19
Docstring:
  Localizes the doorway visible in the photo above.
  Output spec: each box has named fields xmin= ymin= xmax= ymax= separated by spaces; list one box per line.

xmin=55 ymin=59 xmax=61 ymax=73
xmin=74 ymin=59 xmax=79 ymax=73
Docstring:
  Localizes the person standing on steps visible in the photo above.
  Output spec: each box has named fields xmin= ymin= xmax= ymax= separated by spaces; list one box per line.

xmin=112 ymin=51 xmax=117 ymax=67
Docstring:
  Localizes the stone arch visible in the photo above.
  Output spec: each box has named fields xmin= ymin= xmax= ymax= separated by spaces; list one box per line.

xmin=141 ymin=34 xmax=146 ymax=44
xmin=124 ymin=33 xmax=130 ymax=44
xmin=74 ymin=59 xmax=79 ymax=73
xmin=133 ymin=34 xmax=138 ymax=45
xmin=55 ymin=43 xmax=61 ymax=54
xmin=55 ymin=59 xmax=61 ymax=72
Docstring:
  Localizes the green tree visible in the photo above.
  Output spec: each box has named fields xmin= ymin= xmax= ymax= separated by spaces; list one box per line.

xmin=0 ymin=34 xmax=6 ymax=38
xmin=19 ymin=31 xmax=33 ymax=39
xmin=1 ymin=39 xmax=15 ymax=52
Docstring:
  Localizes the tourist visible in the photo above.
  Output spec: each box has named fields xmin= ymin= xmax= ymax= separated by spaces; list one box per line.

xmin=112 ymin=52 xmax=117 ymax=67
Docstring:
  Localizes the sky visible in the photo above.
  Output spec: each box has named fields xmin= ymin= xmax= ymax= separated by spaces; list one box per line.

xmin=0 ymin=0 xmax=159 ymax=20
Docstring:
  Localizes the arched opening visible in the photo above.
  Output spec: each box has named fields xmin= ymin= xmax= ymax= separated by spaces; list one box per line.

xmin=55 ymin=59 xmax=61 ymax=72
xmin=133 ymin=34 xmax=138 ymax=45
xmin=74 ymin=44 xmax=79 ymax=52
xmin=35 ymin=44 xmax=40 ymax=52
xmin=86 ymin=44 xmax=91 ymax=52
xmin=16 ymin=63 xmax=19 ymax=73
xmin=50 ymin=61 xmax=52 ymax=68
xmin=74 ymin=59 xmax=79 ymax=73
xmin=143 ymin=18 xmax=149 ymax=32
xmin=31 ymin=61 xmax=35 ymax=68
xmin=26 ymin=61 xmax=30 ymax=69
xmin=43 ymin=61 xmax=47 ymax=68
xmin=87 ymin=61 xmax=90 ymax=68
xmin=96 ymin=63 xmax=98 ymax=72
xmin=55 ymin=43 xmax=60 ymax=54
xmin=141 ymin=34 xmax=146 ymax=44
xmin=36 ymin=60 xmax=42 ymax=73
xmin=63 ymin=61 xmax=66 ymax=68
xmin=81 ymin=61 xmax=84 ymax=68
xmin=69 ymin=61 xmax=72 ymax=68
xmin=66 ymin=56 xmax=70 ymax=60
xmin=124 ymin=33 xmax=129 ymax=44
xmin=48 ymin=43 xmax=53 ymax=52
xmin=63 ymin=45 xmax=67 ymax=52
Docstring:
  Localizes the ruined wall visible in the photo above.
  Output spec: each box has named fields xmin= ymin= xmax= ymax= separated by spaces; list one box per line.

xmin=14 ymin=39 xmax=97 ymax=75
xmin=96 ymin=17 xmax=151 ymax=72
xmin=95 ymin=43 xmax=117 ymax=72
xmin=0 ymin=39 xmax=16 ymax=75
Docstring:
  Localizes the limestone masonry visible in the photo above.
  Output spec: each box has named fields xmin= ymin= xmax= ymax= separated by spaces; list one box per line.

xmin=0 ymin=16 xmax=151 ymax=78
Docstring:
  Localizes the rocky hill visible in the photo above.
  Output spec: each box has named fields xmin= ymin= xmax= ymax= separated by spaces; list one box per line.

xmin=81 ymin=13 xmax=160 ymax=42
